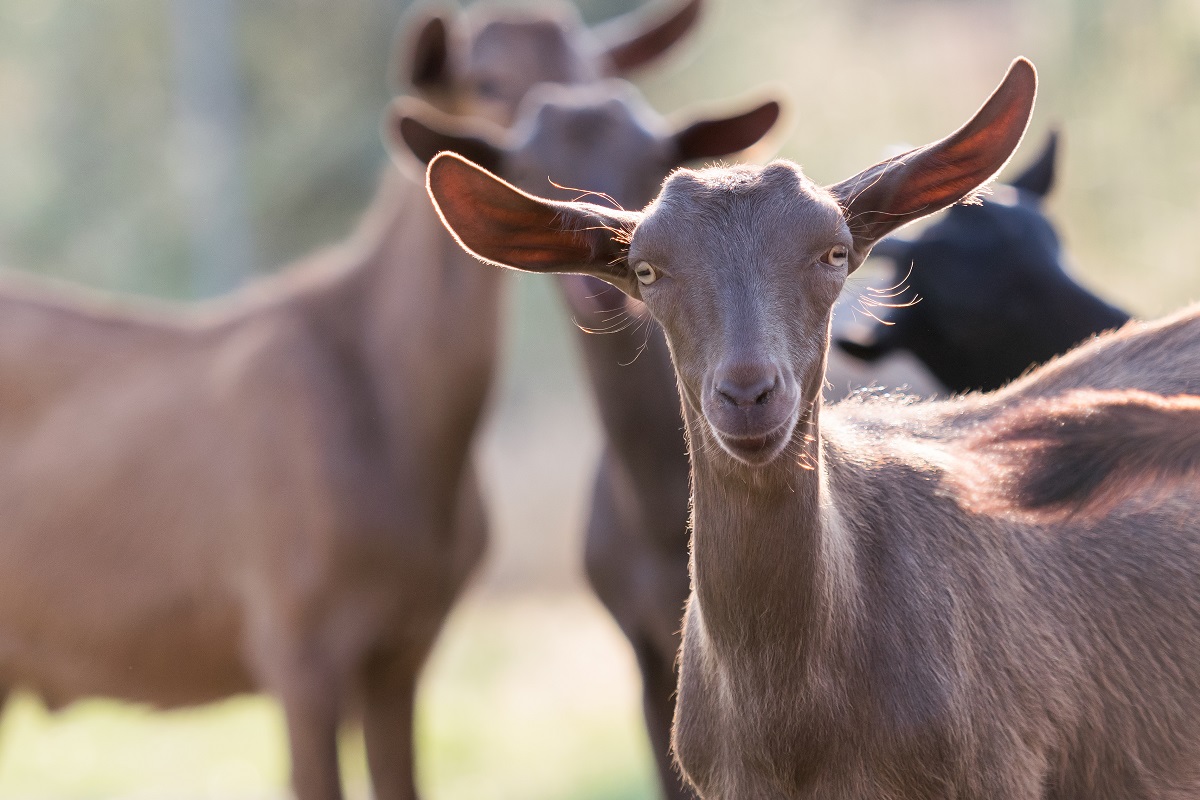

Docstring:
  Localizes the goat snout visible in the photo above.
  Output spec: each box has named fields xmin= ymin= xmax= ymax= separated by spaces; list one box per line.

xmin=702 ymin=362 xmax=799 ymax=465
xmin=714 ymin=364 xmax=780 ymax=409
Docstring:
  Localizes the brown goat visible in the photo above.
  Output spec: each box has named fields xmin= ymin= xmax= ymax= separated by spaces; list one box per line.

xmin=394 ymin=74 xmax=943 ymax=798
xmin=391 ymin=78 xmax=779 ymax=800
xmin=0 ymin=3 xmax=700 ymax=799
xmin=0 ymin=161 xmax=497 ymax=800
xmin=426 ymin=57 xmax=1200 ymax=798
xmin=402 ymin=16 xmax=938 ymax=799
xmin=401 ymin=0 xmax=701 ymax=127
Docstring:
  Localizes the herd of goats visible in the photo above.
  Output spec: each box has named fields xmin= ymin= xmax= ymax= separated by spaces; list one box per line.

xmin=2 ymin=0 xmax=1199 ymax=798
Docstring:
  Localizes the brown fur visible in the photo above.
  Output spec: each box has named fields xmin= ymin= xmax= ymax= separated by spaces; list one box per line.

xmin=428 ymin=58 xmax=1200 ymax=798
xmin=971 ymin=390 xmax=1200 ymax=516
xmin=0 ymin=3 xmax=702 ymax=798
xmin=0 ymin=167 xmax=497 ymax=800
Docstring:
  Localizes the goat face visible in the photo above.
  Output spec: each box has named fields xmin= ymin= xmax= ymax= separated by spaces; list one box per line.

xmin=628 ymin=163 xmax=848 ymax=466
xmin=425 ymin=58 xmax=1038 ymax=469
xmin=400 ymin=0 xmax=702 ymax=127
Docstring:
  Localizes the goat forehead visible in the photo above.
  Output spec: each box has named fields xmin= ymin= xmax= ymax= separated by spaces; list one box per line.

xmin=916 ymin=206 xmax=1060 ymax=282
xmin=467 ymin=16 xmax=589 ymax=78
xmin=524 ymin=119 xmax=661 ymax=168
xmin=509 ymin=94 xmax=668 ymax=203
xmin=942 ymin=199 xmax=1055 ymax=243
xmin=523 ymin=88 xmax=663 ymax=145
xmin=466 ymin=3 xmax=583 ymax=40
xmin=636 ymin=162 xmax=847 ymax=265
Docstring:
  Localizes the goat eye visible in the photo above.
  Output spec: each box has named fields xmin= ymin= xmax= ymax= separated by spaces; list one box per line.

xmin=823 ymin=244 xmax=849 ymax=268
xmin=634 ymin=261 xmax=659 ymax=286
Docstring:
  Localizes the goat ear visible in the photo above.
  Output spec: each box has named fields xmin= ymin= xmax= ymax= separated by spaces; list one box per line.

xmin=595 ymin=0 xmax=702 ymax=74
xmin=393 ymin=4 xmax=455 ymax=93
xmin=829 ymin=57 xmax=1036 ymax=268
xmin=1008 ymin=129 xmax=1058 ymax=199
xmin=384 ymin=97 xmax=505 ymax=172
xmin=673 ymin=99 xmax=782 ymax=163
xmin=427 ymin=153 xmax=643 ymax=293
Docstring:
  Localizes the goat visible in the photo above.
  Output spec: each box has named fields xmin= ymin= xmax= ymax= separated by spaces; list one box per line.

xmin=425 ymin=57 xmax=1200 ymax=798
xmin=395 ymin=75 xmax=945 ymax=797
xmin=390 ymin=78 xmax=779 ymax=800
xmin=836 ymin=130 xmax=1131 ymax=393
xmin=0 ymin=157 xmax=496 ymax=800
xmin=0 ymin=2 xmax=701 ymax=798
xmin=401 ymin=0 xmax=701 ymax=127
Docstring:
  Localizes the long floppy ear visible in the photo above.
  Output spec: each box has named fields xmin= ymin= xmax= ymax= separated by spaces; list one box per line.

xmin=1008 ymin=128 xmax=1058 ymax=199
xmin=427 ymin=153 xmax=643 ymax=293
xmin=673 ymin=99 xmax=782 ymax=163
xmin=384 ymin=97 xmax=505 ymax=172
xmin=829 ymin=57 xmax=1037 ymax=268
xmin=392 ymin=4 xmax=456 ymax=93
xmin=595 ymin=0 xmax=702 ymax=74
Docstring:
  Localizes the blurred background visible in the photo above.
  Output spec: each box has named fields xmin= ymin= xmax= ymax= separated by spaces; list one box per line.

xmin=0 ymin=0 xmax=1198 ymax=797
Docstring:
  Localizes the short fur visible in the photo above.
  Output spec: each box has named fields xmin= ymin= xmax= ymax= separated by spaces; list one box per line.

xmin=972 ymin=390 xmax=1200 ymax=515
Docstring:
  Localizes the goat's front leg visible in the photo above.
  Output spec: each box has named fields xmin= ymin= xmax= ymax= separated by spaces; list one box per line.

xmin=270 ymin=655 xmax=345 ymax=800
xmin=635 ymin=639 xmax=699 ymax=800
xmin=361 ymin=651 xmax=422 ymax=800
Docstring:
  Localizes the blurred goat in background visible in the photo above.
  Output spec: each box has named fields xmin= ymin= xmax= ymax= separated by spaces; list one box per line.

xmin=394 ymin=77 xmax=780 ymax=799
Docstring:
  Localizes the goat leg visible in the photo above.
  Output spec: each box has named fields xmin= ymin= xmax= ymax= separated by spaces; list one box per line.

xmin=361 ymin=651 xmax=422 ymax=800
xmin=635 ymin=640 xmax=699 ymax=800
xmin=273 ymin=659 xmax=345 ymax=800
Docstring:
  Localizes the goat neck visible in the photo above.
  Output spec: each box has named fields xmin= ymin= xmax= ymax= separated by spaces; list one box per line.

xmin=303 ymin=165 xmax=504 ymax=509
xmin=683 ymin=340 xmax=853 ymax=649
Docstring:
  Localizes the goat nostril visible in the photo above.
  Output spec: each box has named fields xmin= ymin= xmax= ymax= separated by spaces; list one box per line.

xmin=716 ymin=374 xmax=779 ymax=408
xmin=753 ymin=376 xmax=778 ymax=405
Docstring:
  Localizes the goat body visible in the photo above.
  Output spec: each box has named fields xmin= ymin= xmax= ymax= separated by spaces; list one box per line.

xmin=672 ymin=376 xmax=1200 ymax=799
xmin=0 ymin=167 xmax=499 ymax=800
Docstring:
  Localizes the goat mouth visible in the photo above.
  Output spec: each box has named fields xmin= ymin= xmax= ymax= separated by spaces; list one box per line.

xmin=712 ymin=421 xmax=795 ymax=466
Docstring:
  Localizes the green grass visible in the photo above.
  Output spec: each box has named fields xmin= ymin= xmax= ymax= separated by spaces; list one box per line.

xmin=0 ymin=594 xmax=657 ymax=800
